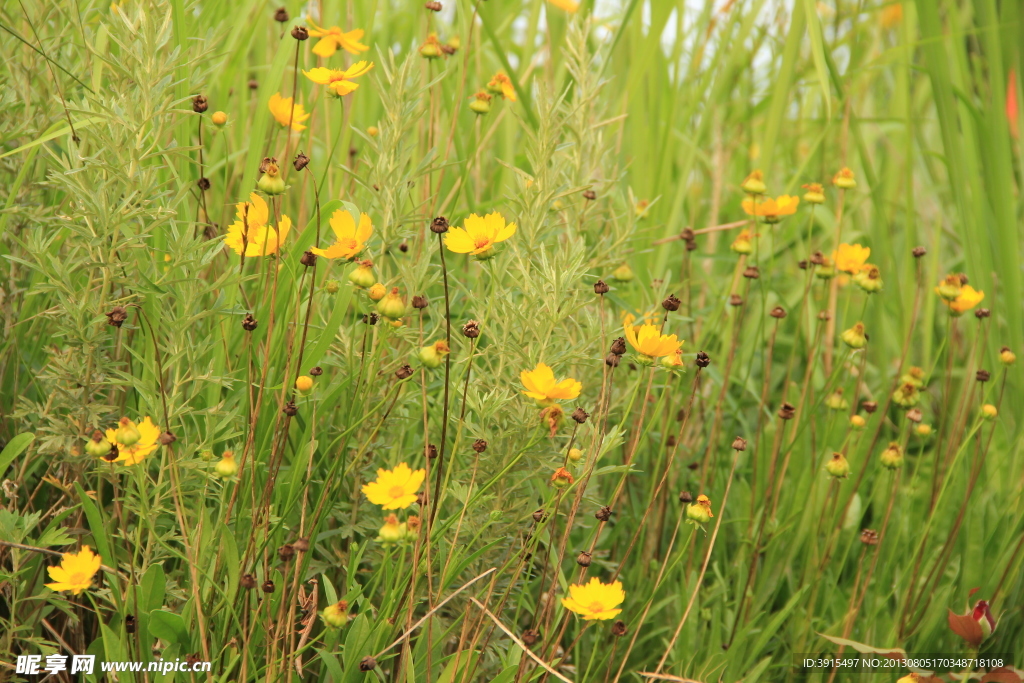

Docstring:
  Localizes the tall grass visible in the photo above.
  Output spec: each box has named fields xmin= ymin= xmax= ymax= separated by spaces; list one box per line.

xmin=1 ymin=0 xmax=1022 ymax=682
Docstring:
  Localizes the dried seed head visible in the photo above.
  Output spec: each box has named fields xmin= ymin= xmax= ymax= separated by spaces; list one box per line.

xmin=192 ymin=95 xmax=208 ymax=113
xmin=427 ymin=444 xmax=438 ymax=459
xmin=522 ymin=629 xmax=540 ymax=646
xmin=975 ymin=308 xmax=991 ymax=319
xmin=770 ymin=306 xmax=787 ymax=319
xmin=862 ymin=400 xmax=878 ymax=414
xmin=798 ymin=259 xmax=808 ymax=270
xmin=462 ymin=320 xmax=480 ymax=338
xmin=242 ymin=313 xmax=258 ymax=331
xmin=610 ymin=337 xmax=627 ymax=355
xmin=731 ymin=436 xmax=747 ymax=451
xmin=261 ymin=579 xmax=275 ymax=593
xmin=680 ymin=228 xmax=695 ymax=241
xmin=906 ymin=408 xmax=923 ymax=423
xmin=742 ymin=266 xmax=760 ymax=279
xmin=778 ymin=402 xmax=796 ymax=420
xmin=359 ymin=657 xmax=377 ymax=672
xmin=810 ymin=251 xmax=825 ymax=265
xmin=197 ymin=177 xmax=211 ymax=191
xmin=605 ymin=353 xmax=621 ymax=368
xmin=106 ymin=306 xmax=129 ymax=327
xmin=594 ymin=280 xmax=610 ymax=295
xmin=291 ymin=25 xmax=309 ymax=40
xmin=300 ymin=250 xmax=317 ymax=267
xmin=685 ymin=239 xmax=698 ymax=252
xmin=662 ymin=294 xmax=681 ymax=312
xmin=158 ymin=431 xmax=176 ymax=446
xmin=695 ymin=351 xmax=711 ymax=368
xmin=472 ymin=439 xmax=488 ymax=453
xmin=431 ymin=216 xmax=449 ymax=233
xmin=277 ymin=544 xmax=295 ymax=562
xmin=678 ymin=491 xmax=693 ymax=503
xmin=532 ymin=508 xmax=548 ymax=523
xmin=576 ymin=551 xmax=592 ymax=567
xmin=310 ymin=366 xmax=323 ymax=376
xmin=292 ymin=537 xmax=310 ymax=552
xmin=583 ymin=190 xmax=597 ymax=200
xmin=241 ymin=574 xmax=257 ymax=589
xmin=817 ymin=310 xmax=831 ymax=321
xmin=860 ymin=529 xmax=879 ymax=545
xmin=595 ymin=505 xmax=612 ymax=521
xmin=125 ymin=615 xmax=137 ymax=633
xmin=282 ymin=401 xmax=298 ymax=417
xmin=412 ymin=295 xmax=429 ymax=309
xmin=912 ymin=246 xmax=927 ymax=258
xmin=729 ymin=294 xmax=743 ymax=307
xmin=395 ymin=364 xmax=414 ymax=380
xmin=976 ymin=369 xmax=990 ymax=382
xmin=102 ymin=444 xmax=119 ymax=462
xmin=611 ymin=620 xmax=627 ymax=637
xmin=571 ymin=408 xmax=589 ymax=424
xmin=399 ymin=241 xmax=409 ymax=253
xmin=957 ymin=273 xmax=969 ymax=286
xmin=425 ymin=1 xmax=442 ymax=9
xmin=274 ymin=7 xmax=289 ymax=22
xmin=293 ymin=152 xmax=310 ymax=171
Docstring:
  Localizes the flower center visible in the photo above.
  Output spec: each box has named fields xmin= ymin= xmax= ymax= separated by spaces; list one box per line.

xmin=473 ymin=237 xmax=491 ymax=249
xmin=68 ymin=571 xmax=91 ymax=586
xmin=588 ymin=601 xmax=606 ymax=614
xmin=388 ymin=485 xmax=406 ymax=499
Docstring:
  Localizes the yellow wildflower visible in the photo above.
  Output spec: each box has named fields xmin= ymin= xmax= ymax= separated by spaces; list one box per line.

xmin=741 ymin=195 xmax=799 ymax=223
xmin=624 ymin=322 xmax=682 ymax=360
xmin=550 ymin=467 xmax=574 ymax=488
xmin=45 ymin=546 xmax=101 ymax=595
xmin=267 ymin=93 xmax=311 ymax=132
xmin=487 ymin=72 xmax=516 ymax=101
xmin=104 ymin=416 xmax=160 ymax=466
xmin=942 ymin=285 xmax=984 ymax=316
xmin=833 ymin=243 xmax=870 ymax=274
xmin=224 ymin=194 xmax=292 ymax=257
xmin=307 ymin=21 xmax=369 ymax=58
xmin=686 ymin=494 xmax=714 ymax=523
xmin=833 ymin=167 xmax=857 ymax=189
xmin=361 ymin=463 xmax=426 ymax=510
xmin=547 ymin=0 xmax=580 ymax=11
xmin=311 ymin=210 xmax=373 ymax=260
xmin=561 ymin=577 xmax=624 ymax=621
xmin=444 ymin=212 xmax=516 ymax=256
xmin=303 ymin=61 xmax=374 ymax=97
xmin=520 ymin=363 xmax=582 ymax=403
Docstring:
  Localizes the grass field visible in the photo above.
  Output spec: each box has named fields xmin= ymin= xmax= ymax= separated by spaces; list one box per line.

xmin=1 ymin=0 xmax=1022 ymax=681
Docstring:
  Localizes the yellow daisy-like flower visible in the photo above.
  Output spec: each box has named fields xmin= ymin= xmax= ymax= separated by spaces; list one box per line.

xmin=45 ymin=545 xmax=101 ymax=595
xmin=268 ymin=93 xmax=311 ymax=132
xmin=444 ymin=212 xmax=517 ymax=255
xmin=561 ymin=577 xmax=625 ymax=621
xmin=943 ymin=285 xmax=985 ymax=315
xmin=520 ymin=362 xmax=582 ymax=404
xmin=361 ymin=463 xmax=426 ymax=510
xmin=104 ymin=416 xmax=161 ymax=466
xmin=311 ymin=210 xmax=373 ymax=260
xmin=307 ymin=21 xmax=369 ymax=58
xmin=741 ymin=195 xmax=800 ymax=222
xmin=624 ymin=322 xmax=682 ymax=360
xmin=832 ymin=243 xmax=871 ymax=274
xmin=224 ymin=194 xmax=292 ymax=257
xmin=487 ymin=72 xmax=516 ymax=101
xmin=303 ymin=61 xmax=374 ymax=97
xmin=547 ymin=0 xmax=580 ymax=12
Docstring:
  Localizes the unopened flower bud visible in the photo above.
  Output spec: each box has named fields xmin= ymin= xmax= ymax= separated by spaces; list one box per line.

xmin=825 ymin=452 xmax=850 ymax=479
xmin=892 ymin=382 xmax=920 ymax=408
xmin=825 ymin=390 xmax=849 ymax=411
xmin=215 ymin=451 xmax=238 ymax=478
xmin=568 ymin=448 xmax=583 ymax=462
xmin=257 ymin=158 xmax=286 ymax=196
xmin=324 ymin=279 xmax=340 ymax=294
xmin=116 ymin=417 xmax=141 ymax=447
xmin=368 ymin=283 xmax=386 ymax=301
xmin=840 ymin=322 xmax=868 ymax=349
xmin=880 ymin=442 xmax=904 ymax=469
xmin=295 ymin=375 xmax=314 ymax=396
xmin=322 ymin=600 xmax=349 ymax=628
xmin=740 ymin=170 xmax=766 ymax=195
xmin=849 ymin=414 xmax=866 ymax=429
xmin=469 ymin=92 xmax=492 ymax=114
xmin=377 ymin=288 xmax=407 ymax=319
xmin=981 ymin=404 xmax=998 ymax=420
xmin=192 ymin=95 xmax=208 ymax=113
xmin=999 ymin=347 xmax=1016 ymax=365
xmin=550 ymin=467 xmax=574 ymax=489
xmin=612 ymin=264 xmax=634 ymax=282
xmin=418 ymin=340 xmax=450 ymax=369
xmin=85 ymin=431 xmax=111 ymax=458
xmin=802 ymin=183 xmax=825 ymax=204
xmin=211 ymin=111 xmax=228 ymax=126
xmin=915 ymin=423 xmax=933 ymax=437
xmin=686 ymin=494 xmax=713 ymax=524
xmin=832 ymin=167 xmax=856 ymax=189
